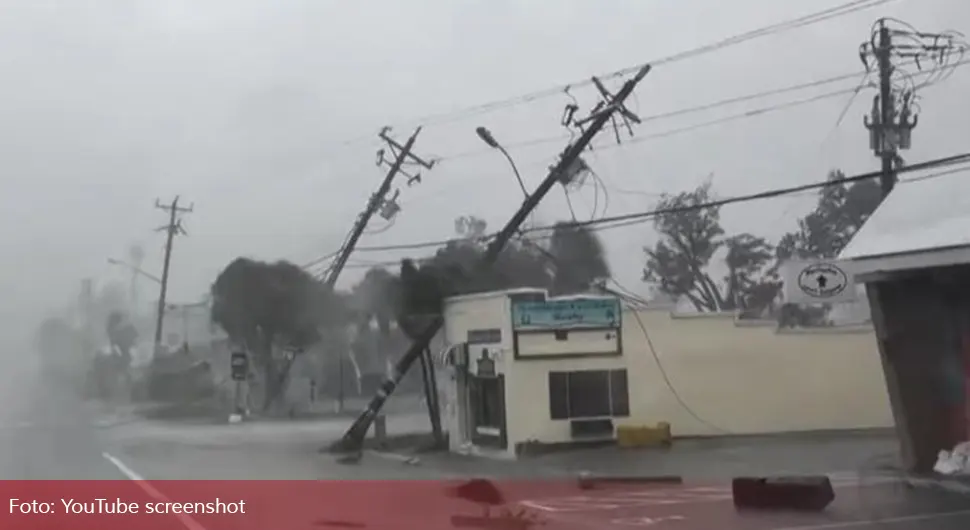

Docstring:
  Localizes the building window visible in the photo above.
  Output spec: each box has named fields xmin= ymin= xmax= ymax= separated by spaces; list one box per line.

xmin=548 ymin=369 xmax=629 ymax=420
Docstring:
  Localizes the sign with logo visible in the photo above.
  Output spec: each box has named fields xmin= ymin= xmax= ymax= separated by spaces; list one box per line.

xmin=781 ymin=260 xmax=857 ymax=305
xmin=512 ymin=298 xmax=621 ymax=330
xmin=230 ymin=351 xmax=249 ymax=381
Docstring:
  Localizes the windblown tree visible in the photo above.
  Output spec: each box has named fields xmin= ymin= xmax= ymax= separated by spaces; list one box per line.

xmin=421 ymin=215 xmax=552 ymax=297
xmin=349 ymin=266 xmax=401 ymax=381
xmin=548 ymin=221 xmax=610 ymax=295
xmin=210 ymin=258 xmax=342 ymax=410
xmin=352 ymin=215 xmax=613 ymax=342
xmin=776 ymin=170 xmax=883 ymax=260
xmin=642 ymin=182 xmax=775 ymax=313
xmin=773 ymin=170 xmax=883 ymax=326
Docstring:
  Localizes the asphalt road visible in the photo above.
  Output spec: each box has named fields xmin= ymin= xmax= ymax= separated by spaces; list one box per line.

xmin=0 ymin=361 xmax=124 ymax=479
xmin=2 ymin=360 xmax=969 ymax=530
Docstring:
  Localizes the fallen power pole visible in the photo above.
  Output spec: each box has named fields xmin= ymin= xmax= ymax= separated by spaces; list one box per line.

xmin=321 ymin=126 xmax=435 ymax=287
xmin=332 ymin=64 xmax=652 ymax=452
xmin=152 ymin=196 xmax=193 ymax=354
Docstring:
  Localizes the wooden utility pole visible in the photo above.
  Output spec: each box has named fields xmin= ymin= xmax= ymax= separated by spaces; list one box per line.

xmin=875 ymin=21 xmax=897 ymax=197
xmin=153 ymin=196 xmax=193 ymax=353
xmin=318 ymin=126 xmax=435 ymax=414
xmin=321 ymin=126 xmax=435 ymax=288
xmin=333 ymin=64 xmax=652 ymax=452
xmin=861 ymin=18 xmax=965 ymax=198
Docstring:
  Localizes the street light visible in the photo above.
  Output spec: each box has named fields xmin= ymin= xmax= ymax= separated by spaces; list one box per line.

xmin=475 ymin=126 xmax=528 ymax=198
xmin=107 ymin=258 xmax=163 ymax=284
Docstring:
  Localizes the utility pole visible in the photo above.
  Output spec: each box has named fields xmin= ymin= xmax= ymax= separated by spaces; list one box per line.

xmin=318 ymin=126 xmax=435 ymax=414
xmin=875 ymin=22 xmax=896 ymax=197
xmin=153 ymin=196 xmax=193 ymax=354
xmin=332 ymin=64 xmax=652 ymax=453
xmin=321 ymin=126 xmax=435 ymax=288
xmin=861 ymin=18 xmax=965 ymax=198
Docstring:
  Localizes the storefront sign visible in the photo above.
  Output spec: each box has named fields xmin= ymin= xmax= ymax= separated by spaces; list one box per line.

xmin=512 ymin=298 xmax=620 ymax=330
xmin=781 ymin=259 xmax=857 ymax=305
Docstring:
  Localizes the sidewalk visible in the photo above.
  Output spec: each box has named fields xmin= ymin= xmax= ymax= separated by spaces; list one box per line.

xmin=384 ymin=430 xmax=903 ymax=481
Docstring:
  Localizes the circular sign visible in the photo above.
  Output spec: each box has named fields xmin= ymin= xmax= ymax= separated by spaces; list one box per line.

xmin=796 ymin=263 xmax=849 ymax=299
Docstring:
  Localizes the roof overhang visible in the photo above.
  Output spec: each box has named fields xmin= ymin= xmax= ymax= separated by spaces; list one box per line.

xmin=844 ymin=244 xmax=970 ymax=283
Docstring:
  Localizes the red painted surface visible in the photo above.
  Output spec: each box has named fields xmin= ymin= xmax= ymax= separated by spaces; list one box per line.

xmin=1 ymin=477 xmax=963 ymax=530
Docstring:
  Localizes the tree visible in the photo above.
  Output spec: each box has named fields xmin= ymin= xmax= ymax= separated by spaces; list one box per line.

xmin=350 ymin=266 xmax=401 ymax=380
xmin=724 ymin=233 xmax=777 ymax=314
xmin=548 ymin=222 xmax=610 ymax=295
xmin=642 ymin=182 xmax=775 ymax=313
xmin=423 ymin=216 xmax=552 ymax=297
xmin=776 ymin=170 xmax=882 ymax=260
xmin=210 ymin=258 xmax=340 ymax=410
xmin=773 ymin=170 xmax=883 ymax=327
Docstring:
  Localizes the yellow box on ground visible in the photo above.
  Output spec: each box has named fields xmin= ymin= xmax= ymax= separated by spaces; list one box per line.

xmin=617 ymin=422 xmax=672 ymax=448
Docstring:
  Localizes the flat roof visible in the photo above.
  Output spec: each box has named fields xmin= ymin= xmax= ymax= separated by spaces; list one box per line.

xmin=839 ymin=171 xmax=970 ymax=263
xmin=444 ymin=287 xmax=547 ymax=304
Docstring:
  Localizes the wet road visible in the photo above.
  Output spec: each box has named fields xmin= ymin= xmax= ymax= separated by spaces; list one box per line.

xmin=517 ymin=479 xmax=970 ymax=530
xmin=1 ymin=358 xmax=968 ymax=529
xmin=0 ymin=361 xmax=124 ymax=479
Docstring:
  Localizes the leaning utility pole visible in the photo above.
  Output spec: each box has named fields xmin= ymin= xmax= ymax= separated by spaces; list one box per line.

xmin=153 ymin=196 xmax=193 ymax=352
xmin=321 ymin=127 xmax=435 ymax=288
xmin=317 ymin=127 xmax=434 ymax=414
xmin=861 ymin=18 xmax=965 ymax=198
xmin=332 ymin=64 xmax=652 ymax=452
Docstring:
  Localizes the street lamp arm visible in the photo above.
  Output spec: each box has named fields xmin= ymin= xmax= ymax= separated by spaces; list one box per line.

xmin=497 ymin=144 xmax=528 ymax=199
xmin=108 ymin=258 xmax=163 ymax=284
xmin=476 ymin=126 xmax=528 ymax=199
xmin=133 ymin=268 xmax=163 ymax=285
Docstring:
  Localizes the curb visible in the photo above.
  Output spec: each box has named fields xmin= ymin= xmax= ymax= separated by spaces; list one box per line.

xmin=904 ymin=476 xmax=970 ymax=496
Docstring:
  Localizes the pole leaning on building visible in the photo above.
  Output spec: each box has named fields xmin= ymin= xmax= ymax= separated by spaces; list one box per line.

xmin=332 ymin=64 xmax=653 ymax=453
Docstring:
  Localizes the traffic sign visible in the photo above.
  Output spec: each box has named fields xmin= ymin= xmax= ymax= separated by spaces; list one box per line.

xmin=230 ymin=351 xmax=249 ymax=381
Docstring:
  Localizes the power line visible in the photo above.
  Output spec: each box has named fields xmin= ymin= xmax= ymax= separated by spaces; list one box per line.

xmin=331 ymin=152 xmax=970 ymax=259
xmin=310 ymin=0 xmax=896 ymax=159
xmin=395 ymin=53 xmax=967 ymax=213
xmin=436 ymin=55 xmax=968 ymax=164
xmin=382 ymin=0 xmax=897 ymax=131
xmin=557 ymin=151 xmax=970 ymax=232
xmin=340 ymin=160 xmax=970 ymax=272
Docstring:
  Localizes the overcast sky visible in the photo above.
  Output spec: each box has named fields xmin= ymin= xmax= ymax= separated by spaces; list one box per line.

xmin=2 ymin=0 xmax=968 ymax=342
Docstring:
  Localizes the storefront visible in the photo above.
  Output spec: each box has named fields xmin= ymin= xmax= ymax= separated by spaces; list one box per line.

xmin=438 ymin=288 xmax=628 ymax=459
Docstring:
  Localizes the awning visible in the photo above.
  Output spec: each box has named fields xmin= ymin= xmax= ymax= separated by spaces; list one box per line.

xmin=838 ymin=171 xmax=970 ymax=280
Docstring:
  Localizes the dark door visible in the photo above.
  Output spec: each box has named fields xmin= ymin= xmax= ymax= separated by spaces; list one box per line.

xmin=468 ymin=374 xmax=507 ymax=449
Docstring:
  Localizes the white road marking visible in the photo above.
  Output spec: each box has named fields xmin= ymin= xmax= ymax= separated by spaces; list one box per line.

xmin=101 ymin=452 xmax=208 ymax=530
xmin=770 ymin=509 xmax=970 ymax=530
xmin=611 ymin=515 xmax=686 ymax=526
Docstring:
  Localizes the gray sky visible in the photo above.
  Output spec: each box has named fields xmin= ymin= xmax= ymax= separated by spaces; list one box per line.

xmin=2 ymin=0 xmax=968 ymax=340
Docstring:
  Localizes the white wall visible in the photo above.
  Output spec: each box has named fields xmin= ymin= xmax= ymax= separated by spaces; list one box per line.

xmin=619 ymin=310 xmax=892 ymax=437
